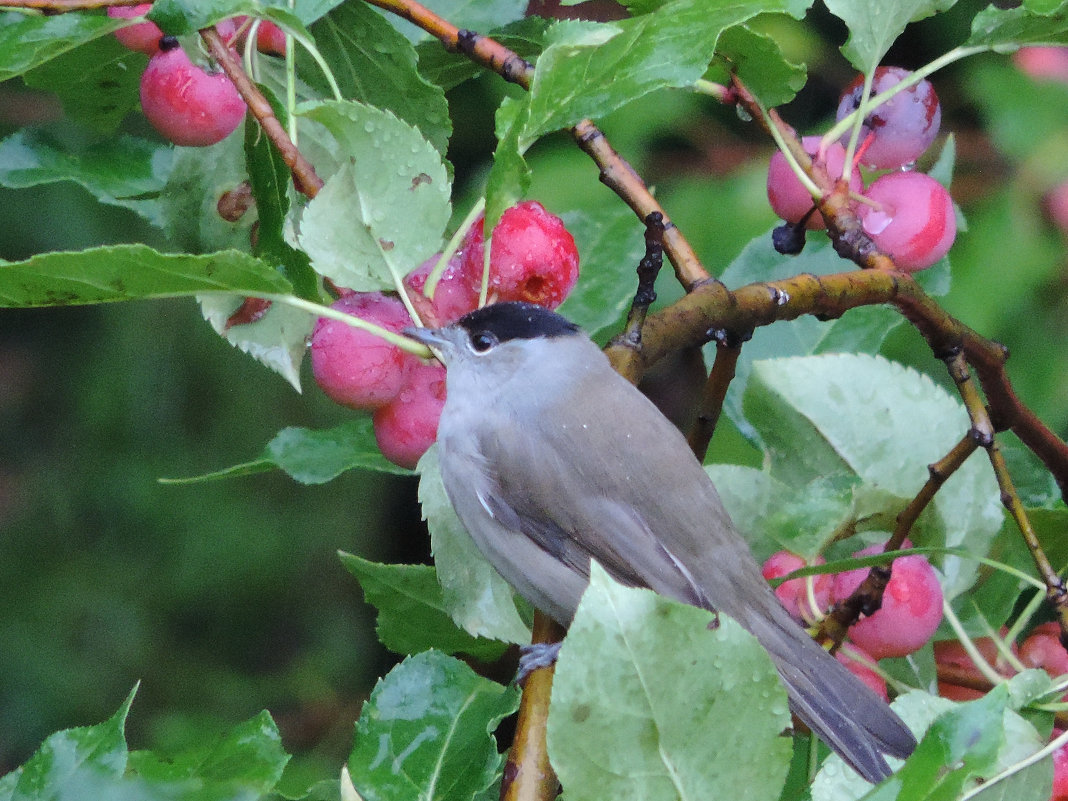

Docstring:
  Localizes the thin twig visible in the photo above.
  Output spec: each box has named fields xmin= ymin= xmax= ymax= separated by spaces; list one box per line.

xmin=617 ymin=212 xmax=666 ymax=349
xmin=686 ymin=333 xmax=744 ymax=462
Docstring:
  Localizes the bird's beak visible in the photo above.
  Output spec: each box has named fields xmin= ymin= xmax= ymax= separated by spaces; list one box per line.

xmin=404 ymin=326 xmax=449 ymax=349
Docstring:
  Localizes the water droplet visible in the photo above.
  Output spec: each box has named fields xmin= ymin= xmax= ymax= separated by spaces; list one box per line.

xmin=736 ymin=105 xmax=753 ymax=123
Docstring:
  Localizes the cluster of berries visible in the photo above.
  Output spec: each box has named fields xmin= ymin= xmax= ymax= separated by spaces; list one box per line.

xmin=309 ymin=202 xmax=580 ymax=468
xmin=766 ymin=66 xmax=955 ymax=271
xmin=109 ymin=4 xmax=286 ymax=147
xmin=762 ymin=541 xmax=943 ymax=700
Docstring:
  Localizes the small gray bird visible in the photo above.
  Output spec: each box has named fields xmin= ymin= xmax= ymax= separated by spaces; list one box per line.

xmin=406 ymin=301 xmax=915 ymax=782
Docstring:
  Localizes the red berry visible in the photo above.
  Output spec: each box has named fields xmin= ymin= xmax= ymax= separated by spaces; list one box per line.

xmin=461 ymin=202 xmax=579 ymax=309
xmin=859 ymin=171 xmax=956 ymax=271
xmin=766 ymin=136 xmax=863 ymax=229
xmin=108 ymin=3 xmax=162 ymax=55
xmin=373 ymin=361 xmax=447 ymax=469
xmin=1052 ymin=730 xmax=1068 ymax=801
xmin=1021 ymin=622 xmax=1068 ymax=680
xmin=256 ymin=21 xmax=287 ymax=56
xmin=1014 ymin=47 xmax=1068 ymax=84
xmin=761 ymin=550 xmax=832 ymax=623
xmin=934 ymin=632 xmax=1018 ymax=701
xmin=139 ymin=41 xmax=247 ymax=147
xmin=832 ymin=542 xmax=944 ymax=659
xmin=836 ymin=66 xmax=941 ymax=169
xmin=310 ymin=292 xmax=416 ymax=411
xmin=836 ymin=646 xmax=888 ymax=701
xmin=404 ymin=254 xmax=480 ymax=326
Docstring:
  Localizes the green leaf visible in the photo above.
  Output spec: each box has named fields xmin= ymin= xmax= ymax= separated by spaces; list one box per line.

xmin=304 ymin=3 xmax=451 ymax=156
xmin=704 ymin=464 xmax=792 ymax=562
xmin=0 ymin=245 xmax=290 ymax=308
xmin=23 ymin=36 xmax=145 ymax=134
xmin=148 ymin=0 xmax=275 ymax=35
xmin=5 ymin=686 xmax=135 ymax=801
xmin=717 ymin=233 xmax=904 ymax=445
xmin=293 ymin=101 xmax=451 ymax=292
xmin=129 ymin=711 xmax=289 ymax=795
xmin=966 ymin=2 xmax=1068 ymax=51
xmin=555 ymin=203 xmax=647 ymax=340
xmin=547 ymin=564 xmax=792 ymax=801
xmin=339 ymin=553 xmax=509 ymax=661
xmin=347 ymin=651 xmax=520 ymax=801
xmin=715 ymin=24 xmax=808 ymax=107
xmin=823 ymin=0 xmax=957 ymax=73
xmin=267 ymin=421 xmax=411 ymax=482
xmin=743 ymin=354 xmax=1005 ymax=599
xmin=200 ymin=296 xmax=312 ymax=391
xmin=417 ymin=447 xmax=532 ymax=644
xmin=0 ymin=11 xmax=122 ymax=81
xmin=0 ymin=129 xmax=173 ymax=227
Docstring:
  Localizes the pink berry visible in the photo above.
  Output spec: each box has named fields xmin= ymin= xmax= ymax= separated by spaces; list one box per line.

xmin=766 ymin=136 xmax=863 ymax=229
xmin=373 ymin=361 xmax=447 ymax=469
xmin=832 ymin=541 xmax=944 ymax=659
xmin=404 ymin=254 xmax=480 ymax=326
xmin=1021 ymin=622 xmax=1068 ymax=679
xmin=310 ymin=292 xmax=416 ymax=411
xmin=859 ymin=171 xmax=956 ymax=271
xmin=139 ymin=39 xmax=247 ymax=147
xmin=1014 ymin=47 xmax=1068 ymax=84
xmin=461 ymin=201 xmax=579 ymax=309
xmin=1046 ymin=181 xmax=1068 ymax=234
xmin=256 ymin=21 xmax=287 ymax=56
xmin=761 ymin=550 xmax=832 ymax=623
xmin=108 ymin=3 xmax=162 ymax=55
xmin=836 ymin=66 xmax=941 ymax=169
xmin=934 ymin=632 xmax=1018 ymax=701
xmin=1052 ymin=730 xmax=1068 ymax=801
xmin=836 ymin=646 xmax=887 ymax=701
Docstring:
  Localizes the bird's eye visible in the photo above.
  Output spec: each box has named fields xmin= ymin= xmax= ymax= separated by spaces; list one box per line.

xmin=470 ymin=331 xmax=498 ymax=353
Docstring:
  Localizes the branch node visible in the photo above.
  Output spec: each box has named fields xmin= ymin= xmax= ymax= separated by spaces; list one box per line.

xmin=968 ymin=425 xmax=994 ymax=448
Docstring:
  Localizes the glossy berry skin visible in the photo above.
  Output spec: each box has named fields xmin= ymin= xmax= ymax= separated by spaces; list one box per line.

xmin=373 ymin=361 xmax=447 ymax=469
xmin=1052 ymin=730 xmax=1068 ymax=801
xmin=836 ymin=67 xmax=941 ymax=169
xmin=836 ymin=646 xmax=888 ymax=701
xmin=139 ymin=41 xmax=247 ymax=147
xmin=310 ymin=292 xmax=415 ymax=411
xmin=832 ymin=542 xmax=944 ymax=660
xmin=859 ymin=171 xmax=956 ymax=271
xmin=108 ymin=4 xmax=162 ymax=55
xmin=761 ymin=550 xmax=832 ymax=623
xmin=461 ymin=202 xmax=579 ymax=309
xmin=404 ymin=254 xmax=480 ymax=326
xmin=766 ymin=136 xmax=863 ymax=230
xmin=256 ymin=21 xmax=287 ymax=56
xmin=934 ymin=632 xmax=1018 ymax=701
xmin=1021 ymin=622 xmax=1068 ymax=680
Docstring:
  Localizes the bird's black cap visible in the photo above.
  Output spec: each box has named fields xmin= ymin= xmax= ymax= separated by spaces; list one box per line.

xmin=456 ymin=302 xmax=580 ymax=343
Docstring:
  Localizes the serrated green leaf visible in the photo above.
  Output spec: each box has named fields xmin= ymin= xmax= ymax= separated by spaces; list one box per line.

xmin=148 ymin=0 xmax=274 ymax=35
xmin=417 ymin=447 xmax=531 ymax=644
xmin=966 ymin=2 xmax=1068 ymax=51
xmin=347 ymin=651 xmax=520 ymax=801
xmin=743 ymin=354 xmax=1004 ymax=599
xmin=823 ymin=0 xmax=957 ymax=72
xmin=293 ymin=101 xmax=451 ymax=292
xmin=200 ymin=295 xmax=312 ymax=391
xmin=129 ymin=710 xmax=289 ymax=795
xmin=339 ymin=553 xmax=508 ymax=661
xmin=547 ymin=564 xmax=792 ymax=801
xmin=6 ymin=686 xmax=136 ymax=801
xmin=0 ymin=12 xmax=123 ymax=81
xmin=304 ymin=3 xmax=451 ymax=156
xmin=715 ymin=24 xmax=808 ymax=107
xmin=0 ymin=245 xmax=290 ymax=308
xmin=23 ymin=36 xmax=145 ymax=134
xmin=485 ymin=95 xmax=531 ymax=233
xmin=764 ymin=473 xmax=863 ymax=556
xmin=704 ymin=464 xmax=792 ymax=562
xmin=555 ymin=204 xmax=646 ymax=340
xmin=267 ymin=421 xmax=411 ymax=482
xmin=0 ymin=129 xmax=173 ymax=227
xmin=717 ymin=234 xmax=903 ymax=445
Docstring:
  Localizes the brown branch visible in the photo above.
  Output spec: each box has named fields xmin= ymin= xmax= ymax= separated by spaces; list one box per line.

xmin=686 ymin=334 xmax=743 ymax=462
xmin=199 ymin=28 xmax=323 ymax=199
xmin=501 ymin=612 xmax=564 ymax=801
xmin=617 ymin=212 xmax=666 ymax=351
xmin=364 ymin=0 xmax=710 ymax=295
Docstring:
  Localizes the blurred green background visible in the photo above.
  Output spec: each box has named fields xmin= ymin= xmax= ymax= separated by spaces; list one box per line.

xmin=1 ymin=0 xmax=1066 ymax=791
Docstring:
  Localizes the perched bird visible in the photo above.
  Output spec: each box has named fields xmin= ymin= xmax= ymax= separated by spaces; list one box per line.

xmin=406 ymin=301 xmax=916 ymax=782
